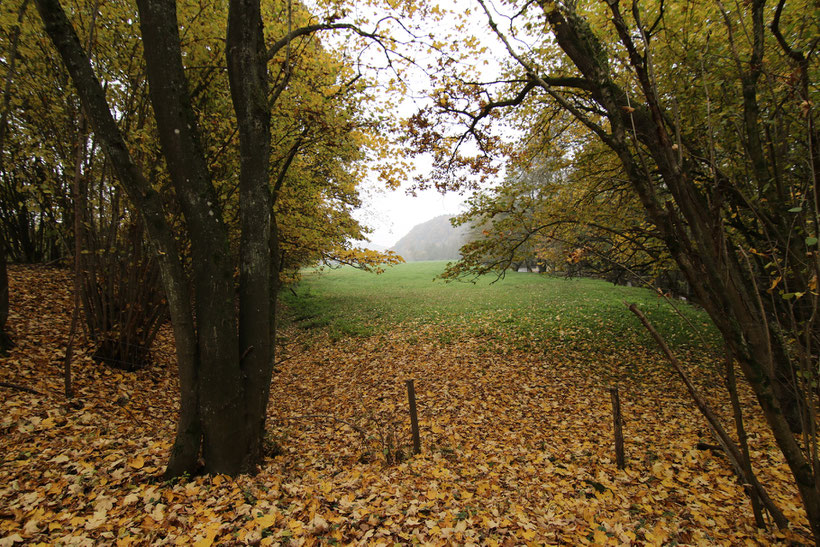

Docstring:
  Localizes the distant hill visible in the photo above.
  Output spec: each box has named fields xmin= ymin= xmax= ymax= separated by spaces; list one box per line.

xmin=353 ymin=240 xmax=389 ymax=253
xmin=391 ymin=215 xmax=469 ymax=261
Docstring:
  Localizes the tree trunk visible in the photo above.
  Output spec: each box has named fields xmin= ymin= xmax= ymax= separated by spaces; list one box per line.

xmin=35 ymin=0 xmax=280 ymax=477
xmin=135 ymin=0 xmax=246 ymax=475
xmin=34 ymin=0 xmax=202 ymax=476
xmin=227 ymin=0 xmax=273 ymax=470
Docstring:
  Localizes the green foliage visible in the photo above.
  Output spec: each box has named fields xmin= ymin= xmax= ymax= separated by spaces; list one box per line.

xmin=282 ymin=261 xmax=719 ymax=351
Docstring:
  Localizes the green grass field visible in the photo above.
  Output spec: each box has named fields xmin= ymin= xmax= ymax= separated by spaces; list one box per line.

xmin=282 ymin=261 xmax=719 ymax=352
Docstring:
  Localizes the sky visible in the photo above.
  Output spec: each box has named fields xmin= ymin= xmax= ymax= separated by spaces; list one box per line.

xmin=333 ymin=1 xmax=510 ymax=250
xmin=354 ymin=172 xmax=470 ymax=249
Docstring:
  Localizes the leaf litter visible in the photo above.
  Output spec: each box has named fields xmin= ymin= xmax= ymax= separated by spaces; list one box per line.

xmin=0 ymin=265 xmax=813 ymax=545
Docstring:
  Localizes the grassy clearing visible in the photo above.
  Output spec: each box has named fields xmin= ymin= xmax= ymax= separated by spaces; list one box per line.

xmin=282 ymin=261 xmax=719 ymax=352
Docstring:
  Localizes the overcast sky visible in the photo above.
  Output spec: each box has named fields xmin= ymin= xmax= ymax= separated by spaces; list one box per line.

xmin=332 ymin=1 xmax=510 ymax=250
xmin=354 ymin=173 xmax=470 ymax=249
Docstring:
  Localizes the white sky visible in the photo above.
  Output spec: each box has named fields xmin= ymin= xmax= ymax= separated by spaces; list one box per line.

xmin=332 ymin=1 xmax=509 ymax=250
xmin=354 ymin=171 xmax=470 ymax=249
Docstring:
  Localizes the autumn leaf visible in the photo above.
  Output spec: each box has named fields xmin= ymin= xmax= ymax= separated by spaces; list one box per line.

xmin=254 ymin=513 xmax=278 ymax=530
xmin=767 ymin=276 xmax=782 ymax=293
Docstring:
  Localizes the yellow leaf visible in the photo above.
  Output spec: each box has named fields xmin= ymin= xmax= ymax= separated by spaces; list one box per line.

xmin=481 ymin=516 xmax=498 ymax=529
xmin=521 ymin=529 xmax=537 ymax=540
xmin=193 ymin=524 xmax=219 ymax=547
xmin=593 ymin=529 xmax=608 ymax=544
xmin=288 ymin=519 xmax=305 ymax=535
xmin=255 ymin=513 xmax=277 ymax=529
xmin=129 ymin=456 xmax=145 ymax=469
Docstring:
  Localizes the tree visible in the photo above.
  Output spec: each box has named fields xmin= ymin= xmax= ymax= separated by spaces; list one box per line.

xmin=412 ymin=0 xmax=820 ymax=539
xmin=33 ymin=0 xmax=276 ymax=476
xmin=446 ymin=146 xmax=674 ymax=285
xmin=32 ymin=0 xmax=402 ymax=476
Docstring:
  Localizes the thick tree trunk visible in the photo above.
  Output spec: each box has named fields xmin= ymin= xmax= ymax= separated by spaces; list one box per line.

xmin=227 ymin=0 xmax=273 ymax=471
xmin=136 ymin=0 xmax=247 ymax=475
xmin=37 ymin=0 xmax=281 ymax=477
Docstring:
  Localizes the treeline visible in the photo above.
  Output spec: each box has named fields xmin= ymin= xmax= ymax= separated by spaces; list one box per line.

xmin=0 ymin=0 xmax=396 ymax=367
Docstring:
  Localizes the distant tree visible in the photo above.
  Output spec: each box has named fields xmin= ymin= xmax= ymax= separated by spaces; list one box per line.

xmin=447 ymin=149 xmax=672 ymax=285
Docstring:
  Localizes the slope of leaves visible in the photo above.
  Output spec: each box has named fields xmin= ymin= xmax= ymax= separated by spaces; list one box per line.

xmin=0 ymin=265 xmax=812 ymax=545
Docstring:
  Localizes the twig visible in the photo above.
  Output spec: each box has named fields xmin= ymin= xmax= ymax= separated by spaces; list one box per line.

xmin=272 ymin=347 xmax=308 ymax=368
xmin=0 ymin=381 xmax=42 ymax=395
xmin=626 ymin=302 xmax=788 ymax=529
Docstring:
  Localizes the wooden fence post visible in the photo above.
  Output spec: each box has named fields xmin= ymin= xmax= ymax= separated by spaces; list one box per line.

xmin=406 ymin=379 xmax=421 ymax=455
xmin=610 ymin=386 xmax=625 ymax=469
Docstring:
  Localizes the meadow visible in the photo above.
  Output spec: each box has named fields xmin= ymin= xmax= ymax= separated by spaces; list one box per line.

xmin=282 ymin=260 xmax=720 ymax=352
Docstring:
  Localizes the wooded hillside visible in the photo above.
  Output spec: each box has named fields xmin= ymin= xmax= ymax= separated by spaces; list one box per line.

xmin=391 ymin=215 xmax=469 ymax=262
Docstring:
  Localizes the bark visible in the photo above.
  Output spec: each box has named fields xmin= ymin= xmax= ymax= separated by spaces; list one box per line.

xmin=227 ymin=0 xmax=273 ymax=471
xmin=34 ymin=0 xmax=201 ymax=476
xmin=135 ymin=0 xmax=244 ymax=475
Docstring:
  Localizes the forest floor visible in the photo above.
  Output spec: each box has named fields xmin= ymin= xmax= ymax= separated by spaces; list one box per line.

xmin=0 ymin=264 xmax=815 ymax=545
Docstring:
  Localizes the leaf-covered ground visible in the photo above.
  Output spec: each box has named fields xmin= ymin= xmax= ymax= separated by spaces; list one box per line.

xmin=0 ymin=265 xmax=813 ymax=545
